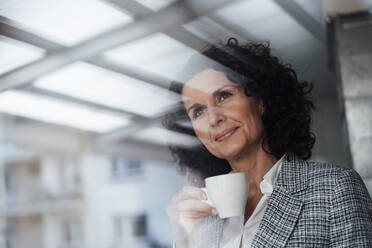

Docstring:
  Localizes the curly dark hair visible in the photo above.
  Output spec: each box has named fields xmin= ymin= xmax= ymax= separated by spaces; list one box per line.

xmin=162 ymin=38 xmax=315 ymax=179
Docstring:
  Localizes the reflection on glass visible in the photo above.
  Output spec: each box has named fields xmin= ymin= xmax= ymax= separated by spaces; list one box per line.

xmin=0 ymin=0 xmax=132 ymax=46
xmin=0 ymin=90 xmax=130 ymax=132
xmin=1 ymin=134 xmax=182 ymax=248
xmin=111 ymin=158 xmax=143 ymax=181
xmin=34 ymin=62 xmax=178 ymax=117
xmin=104 ymin=33 xmax=196 ymax=82
xmin=0 ymin=36 xmax=44 ymax=75
xmin=134 ymin=126 xmax=199 ymax=147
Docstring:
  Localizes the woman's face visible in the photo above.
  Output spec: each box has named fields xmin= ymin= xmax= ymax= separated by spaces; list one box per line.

xmin=182 ymin=69 xmax=265 ymax=161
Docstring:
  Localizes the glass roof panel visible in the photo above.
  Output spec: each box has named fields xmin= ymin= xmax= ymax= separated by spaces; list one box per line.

xmin=104 ymin=33 xmax=196 ymax=82
xmin=0 ymin=36 xmax=44 ymax=75
xmin=134 ymin=126 xmax=199 ymax=147
xmin=0 ymin=0 xmax=132 ymax=46
xmin=0 ymin=91 xmax=130 ymax=132
xmin=34 ymin=62 xmax=178 ymax=117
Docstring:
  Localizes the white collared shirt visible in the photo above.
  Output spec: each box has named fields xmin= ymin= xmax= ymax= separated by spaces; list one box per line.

xmin=221 ymin=155 xmax=285 ymax=248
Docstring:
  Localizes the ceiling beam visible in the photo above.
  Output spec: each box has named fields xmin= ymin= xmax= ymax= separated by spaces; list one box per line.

xmin=0 ymin=19 xmax=148 ymax=121
xmin=272 ymin=0 xmax=325 ymax=42
xmin=108 ymin=0 xmax=210 ymax=51
xmin=0 ymin=17 xmax=173 ymax=91
xmin=0 ymin=17 xmax=61 ymax=51
xmin=0 ymin=12 xmax=181 ymax=143
xmin=108 ymin=0 xmax=257 ymax=49
xmin=0 ymin=0 xmax=238 ymax=92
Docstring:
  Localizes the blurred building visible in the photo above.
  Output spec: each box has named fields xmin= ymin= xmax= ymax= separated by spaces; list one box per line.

xmin=0 ymin=118 xmax=183 ymax=248
xmin=3 ymin=143 xmax=182 ymax=248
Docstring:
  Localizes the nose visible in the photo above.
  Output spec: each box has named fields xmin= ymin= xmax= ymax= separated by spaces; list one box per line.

xmin=208 ymin=107 xmax=225 ymax=127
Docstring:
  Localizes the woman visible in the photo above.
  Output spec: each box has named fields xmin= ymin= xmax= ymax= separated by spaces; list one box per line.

xmin=163 ymin=38 xmax=372 ymax=248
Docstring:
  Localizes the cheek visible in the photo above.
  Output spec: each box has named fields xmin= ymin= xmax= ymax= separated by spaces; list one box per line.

xmin=243 ymin=112 xmax=264 ymax=136
xmin=230 ymin=101 xmax=263 ymax=136
xmin=192 ymin=122 xmax=210 ymax=143
xmin=193 ymin=122 xmax=220 ymax=153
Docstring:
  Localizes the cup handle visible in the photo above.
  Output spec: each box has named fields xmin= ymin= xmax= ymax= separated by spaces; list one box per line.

xmin=200 ymin=187 xmax=215 ymax=207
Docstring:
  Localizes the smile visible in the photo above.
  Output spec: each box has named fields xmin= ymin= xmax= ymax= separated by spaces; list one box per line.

xmin=215 ymin=127 xmax=239 ymax=142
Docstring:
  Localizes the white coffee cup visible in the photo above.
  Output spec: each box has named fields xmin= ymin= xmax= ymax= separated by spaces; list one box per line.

xmin=201 ymin=172 xmax=248 ymax=218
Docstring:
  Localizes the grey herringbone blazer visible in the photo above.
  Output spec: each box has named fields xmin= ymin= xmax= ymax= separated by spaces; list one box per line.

xmin=193 ymin=154 xmax=372 ymax=247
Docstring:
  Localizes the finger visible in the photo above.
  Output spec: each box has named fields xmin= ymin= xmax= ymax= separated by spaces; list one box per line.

xmin=177 ymin=186 xmax=207 ymax=201
xmin=167 ymin=198 xmax=214 ymax=215
xmin=180 ymin=211 xmax=211 ymax=219
xmin=168 ymin=206 xmax=211 ymax=219
xmin=181 ymin=207 xmax=217 ymax=218
xmin=177 ymin=199 xmax=215 ymax=214
xmin=168 ymin=206 xmax=215 ymax=221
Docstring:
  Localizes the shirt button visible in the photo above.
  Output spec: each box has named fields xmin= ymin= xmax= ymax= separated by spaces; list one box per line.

xmin=260 ymin=181 xmax=273 ymax=195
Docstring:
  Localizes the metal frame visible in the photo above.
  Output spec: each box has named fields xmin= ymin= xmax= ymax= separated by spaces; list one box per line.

xmin=108 ymin=0 xmax=211 ymax=51
xmin=0 ymin=17 xmax=174 ymax=91
xmin=109 ymin=0 xmax=257 ymax=47
xmin=0 ymin=18 xmax=150 ymax=120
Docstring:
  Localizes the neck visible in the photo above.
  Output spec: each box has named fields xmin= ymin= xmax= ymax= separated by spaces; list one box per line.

xmin=228 ymin=146 xmax=278 ymax=195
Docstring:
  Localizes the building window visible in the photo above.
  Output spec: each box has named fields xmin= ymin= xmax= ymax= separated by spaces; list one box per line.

xmin=111 ymin=157 xmax=143 ymax=180
xmin=112 ymin=214 xmax=147 ymax=243
xmin=59 ymin=157 xmax=81 ymax=195
xmin=133 ymin=214 xmax=146 ymax=237
xmin=61 ymin=218 xmax=82 ymax=247
xmin=113 ymin=216 xmax=123 ymax=240
xmin=4 ymin=165 xmax=15 ymax=192
xmin=5 ymin=223 xmax=16 ymax=248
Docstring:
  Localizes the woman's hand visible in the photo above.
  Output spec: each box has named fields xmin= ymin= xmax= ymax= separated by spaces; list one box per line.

xmin=166 ymin=186 xmax=217 ymax=245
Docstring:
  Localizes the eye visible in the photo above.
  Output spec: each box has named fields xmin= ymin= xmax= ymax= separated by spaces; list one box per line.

xmin=218 ymin=91 xmax=232 ymax=102
xmin=192 ymin=107 xmax=205 ymax=120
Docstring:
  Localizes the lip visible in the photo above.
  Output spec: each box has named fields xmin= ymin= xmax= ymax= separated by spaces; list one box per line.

xmin=214 ymin=127 xmax=239 ymax=142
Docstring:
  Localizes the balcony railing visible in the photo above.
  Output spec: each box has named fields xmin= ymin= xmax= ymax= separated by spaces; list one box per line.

xmin=5 ymin=185 xmax=84 ymax=217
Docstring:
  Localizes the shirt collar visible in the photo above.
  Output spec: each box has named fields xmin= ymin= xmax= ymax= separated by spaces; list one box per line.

xmin=259 ymin=154 xmax=285 ymax=195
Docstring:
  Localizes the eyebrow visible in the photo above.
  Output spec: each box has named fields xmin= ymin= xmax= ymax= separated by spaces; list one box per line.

xmin=185 ymin=84 xmax=238 ymax=114
xmin=186 ymin=103 xmax=201 ymax=116
xmin=212 ymin=84 xmax=237 ymax=98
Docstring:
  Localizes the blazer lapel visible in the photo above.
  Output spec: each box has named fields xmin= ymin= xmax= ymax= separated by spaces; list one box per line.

xmin=251 ymin=153 xmax=309 ymax=248
xmin=251 ymin=187 xmax=303 ymax=247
